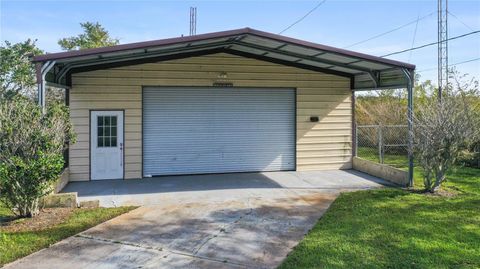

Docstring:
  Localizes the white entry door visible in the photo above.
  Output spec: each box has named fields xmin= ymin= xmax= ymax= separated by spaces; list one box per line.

xmin=90 ymin=111 xmax=124 ymax=180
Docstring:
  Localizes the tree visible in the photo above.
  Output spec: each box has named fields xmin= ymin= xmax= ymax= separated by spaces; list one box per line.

xmin=413 ymin=88 xmax=480 ymax=193
xmin=0 ymin=39 xmax=43 ymax=98
xmin=0 ymin=96 xmax=76 ymax=217
xmin=58 ymin=22 xmax=119 ymax=51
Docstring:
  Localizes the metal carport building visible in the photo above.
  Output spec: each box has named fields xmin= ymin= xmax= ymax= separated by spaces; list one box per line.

xmin=33 ymin=28 xmax=415 ymax=185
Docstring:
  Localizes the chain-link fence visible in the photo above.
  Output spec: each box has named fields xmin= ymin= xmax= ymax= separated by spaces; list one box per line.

xmin=356 ymin=124 xmax=409 ymax=169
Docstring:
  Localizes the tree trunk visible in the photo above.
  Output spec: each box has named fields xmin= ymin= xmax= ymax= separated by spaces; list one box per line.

xmin=16 ymin=198 xmax=40 ymax=218
xmin=432 ymin=172 xmax=446 ymax=193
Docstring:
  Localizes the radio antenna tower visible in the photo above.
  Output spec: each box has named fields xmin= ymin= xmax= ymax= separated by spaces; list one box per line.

xmin=438 ymin=0 xmax=448 ymax=99
xmin=189 ymin=7 xmax=197 ymax=36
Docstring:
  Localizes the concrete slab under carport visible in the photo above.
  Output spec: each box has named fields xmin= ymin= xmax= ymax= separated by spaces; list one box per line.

xmin=62 ymin=169 xmax=392 ymax=207
xmin=5 ymin=170 xmax=393 ymax=269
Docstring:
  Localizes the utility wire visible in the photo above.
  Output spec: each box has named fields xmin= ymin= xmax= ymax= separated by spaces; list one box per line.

xmin=278 ymin=0 xmax=327 ymax=34
xmin=418 ymin=57 xmax=480 ymax=72
xmin=381 ymin=30 xmax=480 ymax=57
xmin=448 ymin=11 xmax=475 ymax=31
xmin=343 ymin=12 xmax=435 ymax=49
xmin=408 ymin=14 xmax=420 ymax=62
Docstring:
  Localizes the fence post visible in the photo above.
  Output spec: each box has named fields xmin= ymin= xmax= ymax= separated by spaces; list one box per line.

xmin=378 ymin=124 xmax=384 ymax=164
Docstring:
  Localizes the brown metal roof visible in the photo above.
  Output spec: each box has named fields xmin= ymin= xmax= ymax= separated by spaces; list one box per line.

xmin=33 ymin=28 xmax=414 ymax=69
xmin=34 ymin=27 xmax=415 ymax=90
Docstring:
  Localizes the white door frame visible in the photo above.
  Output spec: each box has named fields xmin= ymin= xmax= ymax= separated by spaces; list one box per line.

xmin=90 ymin=110 xmax=124 ymax=180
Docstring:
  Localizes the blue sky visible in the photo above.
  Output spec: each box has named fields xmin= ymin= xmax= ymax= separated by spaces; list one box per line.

xmin=1 ymin=0 xmax=479 ymax=84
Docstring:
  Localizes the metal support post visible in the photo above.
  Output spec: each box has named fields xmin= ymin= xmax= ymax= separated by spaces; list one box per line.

xmin=36 ymin=61 xmax=55 ymax=113
xmin=352 ymin=91 xmax=357 ymax=157
xmin=354 ymin=124 xmax=358 ymax=157
xmin=404 ymin=69 xmax=415 ymax=187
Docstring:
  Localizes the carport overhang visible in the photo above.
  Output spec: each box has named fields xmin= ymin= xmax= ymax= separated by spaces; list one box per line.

xmin=32 ymin=27 xmax=415 ymax=186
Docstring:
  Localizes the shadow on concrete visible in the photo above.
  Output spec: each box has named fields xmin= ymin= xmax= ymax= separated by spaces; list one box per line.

xmin=63 ymin=172 xmax=284 ymax=197
xmin=62 ymin=170 xmax=393 ymax=201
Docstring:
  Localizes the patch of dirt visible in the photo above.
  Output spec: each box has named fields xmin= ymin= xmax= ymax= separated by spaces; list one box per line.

xmin=406 ymin=188 xmax=459 ymax=197
xmin=0 ymin=207 xmax=74 ymax=233
xmin=424 ymin=189 xmax=459 ymax=198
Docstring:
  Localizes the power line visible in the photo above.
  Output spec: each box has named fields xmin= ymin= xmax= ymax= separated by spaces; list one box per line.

xmin=448 ymin=11 xmax=475 ymax=31
xmin=453 ymin=57 xmax=480 ymax=66
xmin=278 ymin=0 xmax=327 ymax=34
xmin=408 ymin=14 xmax=420 ymax=62
xmin=381 ymin=30 xmax=480 ymax=57
xmin=418 ymin=57 xmax=480 ymax=72
xmin=344 ymin=12 xmax=435 ymax=49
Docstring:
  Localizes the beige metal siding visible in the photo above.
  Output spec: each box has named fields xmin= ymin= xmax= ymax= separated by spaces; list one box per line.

xmin=69 ymin=53 xmax=351 ymax=181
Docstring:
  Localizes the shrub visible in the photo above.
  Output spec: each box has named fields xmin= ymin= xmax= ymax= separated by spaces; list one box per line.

xmin=0 ymin=96 xmax=75 ymax=217
xmin=413 ymin=94 xmax=480 ymax=193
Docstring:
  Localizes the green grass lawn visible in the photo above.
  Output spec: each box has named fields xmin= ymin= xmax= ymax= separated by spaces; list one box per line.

xmin=280 ymin=157 xmax=480 ymax=268
xmin=0 ymin=205 xmax=136 ymax=266
xmin=357 ymin=146 xmax=410 ymax=168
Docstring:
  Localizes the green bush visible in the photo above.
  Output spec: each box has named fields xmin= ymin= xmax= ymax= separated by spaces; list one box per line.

xmin=413 ymin=95 xmax=480 ymax=192
xmin=457 ymin=148 xmax=480 ymax=168
xmin=0 ymin=96 xmax=75 ymax=217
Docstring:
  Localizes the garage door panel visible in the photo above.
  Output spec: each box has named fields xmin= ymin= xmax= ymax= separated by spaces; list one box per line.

xmin=143 ymin=87 xmax=295 ymax=176
xmin=143 ymin=152 xmax=293 ymax=175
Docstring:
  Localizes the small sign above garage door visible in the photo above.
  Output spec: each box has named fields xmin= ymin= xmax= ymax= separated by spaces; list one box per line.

xmin=142 ymin=87 xmax=295 ymax=176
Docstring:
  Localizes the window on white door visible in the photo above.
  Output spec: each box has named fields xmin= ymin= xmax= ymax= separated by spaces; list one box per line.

xmin=97 ymin=116 xmax=117 ymax=147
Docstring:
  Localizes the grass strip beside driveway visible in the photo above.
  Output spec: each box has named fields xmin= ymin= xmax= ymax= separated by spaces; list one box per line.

xmin=280 ymin=166 xmax=480 ymax=269
xmin=0 ymin=206 xmax=136 ymax=266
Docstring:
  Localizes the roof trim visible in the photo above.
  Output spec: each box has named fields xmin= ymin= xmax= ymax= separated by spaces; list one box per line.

xmin=32 ymin=27 xmax=415 ymax=70
xmin=245 ymin=29 xmax=415 ymax=70
xmin=32 ymin=28 xmax=248 ymax=62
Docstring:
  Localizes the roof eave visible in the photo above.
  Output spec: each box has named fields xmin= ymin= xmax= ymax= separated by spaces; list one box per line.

xmin=32 ymin=28 xmax=252 ymax=62
xmin=246 ymin=28 xmax=416 ymax=70
xmin=31 ymin=27 xmax=415 ymax=70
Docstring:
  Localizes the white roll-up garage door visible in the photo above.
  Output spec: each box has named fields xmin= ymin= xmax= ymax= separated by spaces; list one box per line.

xmin=143 ymin=87 xmax=295 ymax=176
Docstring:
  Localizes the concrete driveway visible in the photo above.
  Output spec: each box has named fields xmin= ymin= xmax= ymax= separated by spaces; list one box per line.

xmin=6 ymin=170 xmax=390 ymax=269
